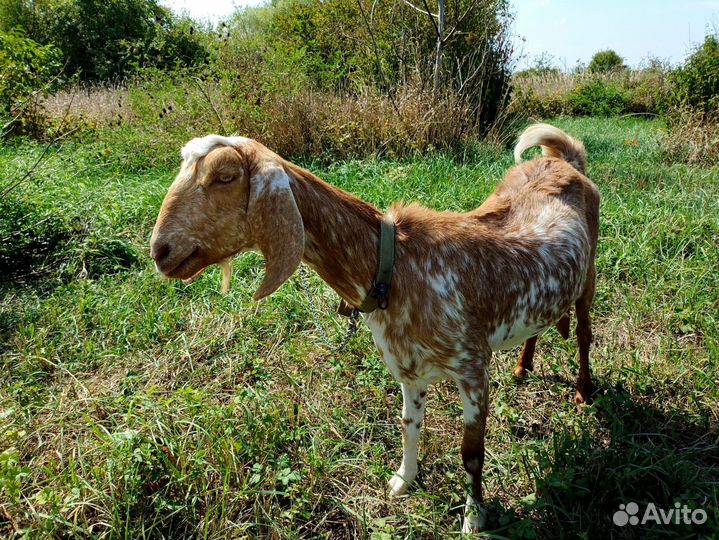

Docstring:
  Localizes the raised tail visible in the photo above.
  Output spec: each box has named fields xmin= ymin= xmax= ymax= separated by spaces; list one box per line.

xmin=514 ymin=123 xmax=587 ymax=174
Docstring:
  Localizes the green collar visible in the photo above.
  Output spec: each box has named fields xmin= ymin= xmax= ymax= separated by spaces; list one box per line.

xmin=338 ymin=218 xmax=396 ymax=315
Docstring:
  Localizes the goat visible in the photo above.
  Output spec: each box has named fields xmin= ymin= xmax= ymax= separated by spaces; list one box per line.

xmin=150 ymin=123 xmax=600 ymax=533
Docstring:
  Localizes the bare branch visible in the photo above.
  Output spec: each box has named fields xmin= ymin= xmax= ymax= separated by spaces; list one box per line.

xmin=443 ymin=0 xmax=481 ymax=44
xmin=421 ymin=0 xmax=441 ymax=37
xmin=192 ymin=76 xmax=228 ymax=135
xmin=1 ymin=90 xmax=77 ymax=199
xmin=356 ymin=0 xmax=401 ymax=115
xmin=401 ymin=0 xmax=437 ymax=18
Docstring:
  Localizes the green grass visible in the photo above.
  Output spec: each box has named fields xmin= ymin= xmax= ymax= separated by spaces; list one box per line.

xmin=1 ymin=116 xmax=718 ymax=539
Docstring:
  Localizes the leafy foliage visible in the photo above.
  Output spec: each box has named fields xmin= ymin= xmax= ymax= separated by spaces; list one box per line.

xmin=588 ymin=49 xmax=626 ymax=73
xmin=235 ymin=0 xmax=514 ymax=134
xmin=566 ymin=78 xmax=627 ymax=116
xmin=0 ymin=0 xmax=209 ymax=81
xmin=510 ymin=68 xmax=672 ymax=119
xmin=671 ymin=33 xmax=719 ymax=112
xmin=0 ymin=29 xmax=61 ymax=114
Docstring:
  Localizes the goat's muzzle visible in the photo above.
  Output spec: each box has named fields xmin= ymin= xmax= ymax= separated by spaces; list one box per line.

xmin=150 ymin=236 xmax=202 ymax=279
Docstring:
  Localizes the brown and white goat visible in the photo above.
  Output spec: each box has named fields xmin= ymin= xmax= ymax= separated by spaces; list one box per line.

xmin=150 ymin=123 xmax=600 ymax=532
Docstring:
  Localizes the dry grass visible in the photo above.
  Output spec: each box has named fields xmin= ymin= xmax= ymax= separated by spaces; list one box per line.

xmin=42 ymin=84 xmax=132 ymax=127
xmin=663 ymin=108 xmax=719 ymax=165
xmin=41 ymin=78 xmax=506 ymax=160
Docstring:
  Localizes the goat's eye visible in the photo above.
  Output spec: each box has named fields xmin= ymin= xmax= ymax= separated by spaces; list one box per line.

xmin=217 ymin=174 xmax=235 ymax=183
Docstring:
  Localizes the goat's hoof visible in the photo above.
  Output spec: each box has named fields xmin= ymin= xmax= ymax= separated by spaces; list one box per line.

xmin=462 ymin=501 xmax=487 ymax=534
xmin=513 ymin=366 xmax=528 ymax=378
xmin=388 ymin=473 xmax=411 ymax=497
xmin=574 ymin=388 xmax=594 ymax=406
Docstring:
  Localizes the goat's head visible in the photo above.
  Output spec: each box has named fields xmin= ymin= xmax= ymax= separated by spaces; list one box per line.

xmin=150 ymin=135 xmax=305 ymax=300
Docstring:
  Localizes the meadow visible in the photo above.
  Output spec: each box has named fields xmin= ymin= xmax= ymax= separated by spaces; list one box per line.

xmin=1 ymin=115 xmax=718 ymax=539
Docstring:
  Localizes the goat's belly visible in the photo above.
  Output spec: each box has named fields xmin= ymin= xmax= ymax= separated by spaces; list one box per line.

xmin=487 ymin=300 xmax=571 ymax=351
xmin=487 ymin=317 xmax=551 ymax=351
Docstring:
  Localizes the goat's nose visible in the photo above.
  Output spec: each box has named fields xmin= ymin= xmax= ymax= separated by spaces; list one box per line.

xmin=151 ymin=242 xmax=171 ymax=263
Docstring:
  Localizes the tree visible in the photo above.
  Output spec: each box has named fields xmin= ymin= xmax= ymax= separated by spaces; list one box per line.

xmin=588 ymin=49 xmax=626 ymax=73
xmin=0 ymin=0 xmax=209 ymax=81
xmin=671 ymin=33 xmax=719 ymax=112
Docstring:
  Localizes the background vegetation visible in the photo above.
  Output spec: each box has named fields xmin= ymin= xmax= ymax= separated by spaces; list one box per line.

xmin=1 ymin=0 xmax=515 ymax=154
xmin=1 ymin=0 xmax=718 ymax=538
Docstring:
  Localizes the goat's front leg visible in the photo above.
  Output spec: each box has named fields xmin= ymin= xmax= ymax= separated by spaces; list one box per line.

xmin=456 ymin=363 xmax=489 ymax=533
xmin=388 ymin=382 xmax=428 ymax=496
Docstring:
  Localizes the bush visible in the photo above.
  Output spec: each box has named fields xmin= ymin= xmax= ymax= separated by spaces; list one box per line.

xmin=108 ymin=68 xmax=490 ymax=160
xmin=509 ymin=64 xmax=672 ymax=119
xmin=0 ymin=194 xmax=74 ymax=281
xmin=588 ymin=49 xmax=626 ymax=74
xmin=671 ymin=34 xmax=719 ymax=112
xmin=621 ymin=68 xmax=671 ymax=114
xmin=0 ymin=190 xmax=139 ymax=282
xmin=0 ymin=29 xmax=62 ymax=114
xmin=566 ymin=78 xmax=627 ymax=116
xmin=35 ymin=0 xmax=517 ymax=154
xmin=508 ymin=84 xmax=570 ymax=118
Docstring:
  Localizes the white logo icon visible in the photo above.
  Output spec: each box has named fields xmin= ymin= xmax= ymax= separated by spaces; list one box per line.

xmin=613 ymin=502 xmax=708 ymax=527
xmin=613 ymin=502 xmax=640 ymax=526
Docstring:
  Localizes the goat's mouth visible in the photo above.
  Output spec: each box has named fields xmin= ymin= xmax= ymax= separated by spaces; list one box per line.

xmin=157 ymin=246 xmax=205 ymax=279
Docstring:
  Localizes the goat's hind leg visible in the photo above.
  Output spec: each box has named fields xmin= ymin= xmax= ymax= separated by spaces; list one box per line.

xmin=556 ymin=312 xmax=571 ymax=339
xmin=389 ymin=382 xmax=428 ymax=496
xmin=514 ymin=312 xmax=570 ymax=378
xmin=513 ymin=336 xmax=537 ymax=378
xmin=574 ymin=270 xmax=596 ymax=405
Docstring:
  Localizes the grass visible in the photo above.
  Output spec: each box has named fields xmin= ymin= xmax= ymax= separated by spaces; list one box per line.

xmin=1 ymin=116 xmax=718 ymax=539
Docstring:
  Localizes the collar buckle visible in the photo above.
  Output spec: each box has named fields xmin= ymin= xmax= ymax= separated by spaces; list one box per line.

xmin=373 ymin=281 xmax=390 ymax=310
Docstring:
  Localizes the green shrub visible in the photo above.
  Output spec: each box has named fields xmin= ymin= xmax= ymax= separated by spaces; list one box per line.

xmin=663 ymin=107 xmax=719 ymax=166
xmin=588 ymin=49 xmax=626 ymax=74
xmin=0 ymin=191 xmax=140 ymax=282
xmin=671 ymin=34 xmax=719 ymax=112
xmin=621 ymin=69 xmax=671 ymax=114
xmin=566 ymin=78 xmax=627 ymax=116
xmin=254 ymin=0 xmax=514 ymax=134
xmin=507 ymin=85 xmax=569 ymax=118
xmin=0 ymin=29 xmax=62 ymax=114
xmin=0 ymin=194 xmax=75 ymax=281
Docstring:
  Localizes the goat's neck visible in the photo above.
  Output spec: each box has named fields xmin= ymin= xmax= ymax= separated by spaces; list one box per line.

xmin=288 ymin=164 xmax=382 ymax=306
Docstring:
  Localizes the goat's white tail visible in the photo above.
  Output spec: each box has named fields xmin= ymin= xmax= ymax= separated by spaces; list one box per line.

xmin=514 ymin=123 xmax=587 ymax=174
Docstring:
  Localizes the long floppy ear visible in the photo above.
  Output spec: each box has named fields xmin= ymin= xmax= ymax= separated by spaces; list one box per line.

xmin=247 ymin=161 xmax=304 ymax=301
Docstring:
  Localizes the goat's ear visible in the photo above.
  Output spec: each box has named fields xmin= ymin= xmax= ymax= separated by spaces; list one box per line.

xmin=247 ymin=162 xmax=304 ymax=301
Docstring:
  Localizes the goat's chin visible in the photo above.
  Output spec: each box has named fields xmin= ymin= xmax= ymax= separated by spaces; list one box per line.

xmin=158 ymin=247 xmax=208 ymax=280
xmin=182 ymin=267 xmax=207 ymax=284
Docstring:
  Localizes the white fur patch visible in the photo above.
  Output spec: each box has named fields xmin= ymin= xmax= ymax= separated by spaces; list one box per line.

xmin=256 ymin=167 xmax=291 ymax=194
xmin=181 ymin=135 xmax=251 ymax=165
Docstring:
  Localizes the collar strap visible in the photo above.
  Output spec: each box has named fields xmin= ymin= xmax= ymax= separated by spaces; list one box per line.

xmin=338 ymin=217 xmax=396 ymax=315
